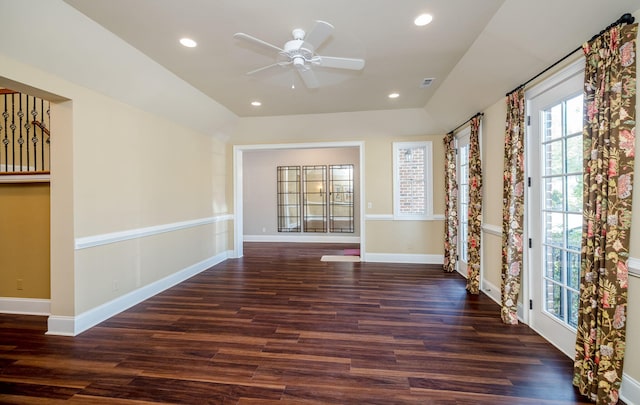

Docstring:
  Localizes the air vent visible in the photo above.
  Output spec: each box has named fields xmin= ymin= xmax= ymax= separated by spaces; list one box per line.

xmin=420 ymin=77 xmax=435 ymax=88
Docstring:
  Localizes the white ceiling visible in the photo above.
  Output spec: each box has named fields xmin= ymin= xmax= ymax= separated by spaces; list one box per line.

xmin=63 ymin=0 xmax=640 ymax=133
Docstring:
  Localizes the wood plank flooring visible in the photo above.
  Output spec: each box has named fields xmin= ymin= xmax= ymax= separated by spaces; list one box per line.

xmin=0 ymin=242 xmax=593 ymax=404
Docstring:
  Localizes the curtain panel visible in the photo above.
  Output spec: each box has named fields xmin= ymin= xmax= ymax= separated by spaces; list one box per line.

xmin=500 ymin=88 xmax=526 ymax=325
xmin=573 ymin=23 xmax=637 ymax=405
xmin=465 ymin=115 xmax=483 ymax=294
xmin=443 ymin=132 xmax=458 ymax=273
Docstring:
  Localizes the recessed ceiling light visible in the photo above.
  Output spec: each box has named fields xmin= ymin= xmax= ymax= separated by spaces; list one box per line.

xmin=414 ymin=13 xmax=433 ymax=26
xmin=179 ymin=37 xmax=197 ymax=48
xmin=251 ymin=101 xmax=262 ymax=107
xmin=388 ymin=92 xmax=400 ymax=99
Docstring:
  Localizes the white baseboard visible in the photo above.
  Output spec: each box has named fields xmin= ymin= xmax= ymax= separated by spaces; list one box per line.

xmin=621 ymin=372 xmax=640 ymax=405
xmin=46 ymin=250 xmax=231 ymax=336
xmin=46 ymin=316 xmax=76 ymax=336
xmin=481 ymin=279 xmax=501 ymax=305
xmin=0 ymin=297 xmax=51 ymax=315
xmin=244 ymin=234 xmax=361 ymax=243
xmin=364 ymin=253 xmax=443 ymax=264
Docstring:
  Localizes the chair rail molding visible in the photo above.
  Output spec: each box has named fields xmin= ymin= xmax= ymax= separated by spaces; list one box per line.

xmin=75 ymin=214 xmax=234 ymax=249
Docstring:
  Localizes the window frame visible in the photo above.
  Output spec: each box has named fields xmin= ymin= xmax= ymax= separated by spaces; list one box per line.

xmin=392 ymin=141 xmax=433 ymax=220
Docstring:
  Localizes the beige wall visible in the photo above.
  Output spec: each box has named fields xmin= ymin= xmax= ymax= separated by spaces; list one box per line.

xmin=233 ymin=109 xmax=445 ymax=256
xmin=70 ymin=92 xmax=230 ymax=313
xmin=480 ymin=99 xmax=508 ymax=292
xmin=0 ymin=64 xmax=234 ymax=317
xmin=0 ymin=183 xmax=50 ymax=298
xmin=364 ymin=134 xmax=445 ymax=255
xmin=0 ymin=0 xmax=236 ymax=321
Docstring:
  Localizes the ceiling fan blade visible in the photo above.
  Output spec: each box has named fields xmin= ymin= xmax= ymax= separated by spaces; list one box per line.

xmin=246 ymin=62 xmax=290 ymax=75
xmin=233 ymin=32 xmax=283 ymax=53
xmin=304 ymin=20 xmax=334 ymax=49
xmin=315 ymin=56 xmax=365 ymax=70
xmin=296 ymin=67 xmax=320 ymax=89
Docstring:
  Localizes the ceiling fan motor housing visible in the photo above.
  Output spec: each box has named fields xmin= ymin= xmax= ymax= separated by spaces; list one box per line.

xmin=284 ymin=39 xmax=314 ymax=61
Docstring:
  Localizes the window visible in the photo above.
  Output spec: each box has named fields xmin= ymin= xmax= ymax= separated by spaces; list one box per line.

xmin=393 ymin=141 xmax=433 ymax=219
xmin=540 ymin=92 xmax=583 ymax=329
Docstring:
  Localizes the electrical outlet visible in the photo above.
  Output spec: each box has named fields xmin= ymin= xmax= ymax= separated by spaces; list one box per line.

xmin=113 ymin=280 xmax=119 ymax=292
xmin=367 ymin=202 xmax=373 ymax=209
xmin=262 ymin=227 xmax=266 ymax=233
xmin=17 ymin=279 xmax=23 ymax=290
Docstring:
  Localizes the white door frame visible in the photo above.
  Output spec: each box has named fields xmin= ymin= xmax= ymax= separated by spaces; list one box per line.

xmin=525 ymin=58 xmax=584 ymax=357
xmin=233 ymin=141 xmax=365 ymax=259
xmin=455 ymin=127 xmax=471 ymax=278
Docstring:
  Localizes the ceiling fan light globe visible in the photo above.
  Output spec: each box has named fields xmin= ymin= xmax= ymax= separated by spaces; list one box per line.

xmin=293 ymin=57 xmax=305 ymax=67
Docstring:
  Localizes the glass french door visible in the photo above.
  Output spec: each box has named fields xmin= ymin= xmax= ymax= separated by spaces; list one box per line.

xmin=278 ymin=164 xmax=355 ymax=234
xmin=302 ymin=165 xmax=327 ymax=232
xmin=329 ymin=164 xmax=354 ymax=233
xmin=456 ymin=130 xmax=470 ymax=276
xmin=277 ymin=166 xmax=301 ymax=232
xmin=528 ymin=62 xmax=583 ymax=357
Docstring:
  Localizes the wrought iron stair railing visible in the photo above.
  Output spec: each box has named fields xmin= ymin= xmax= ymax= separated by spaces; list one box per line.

xmin=0 ymin=90 xmax=51 ymax=176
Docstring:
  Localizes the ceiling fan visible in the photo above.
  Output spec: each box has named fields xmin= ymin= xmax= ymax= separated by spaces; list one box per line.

xmin=233 ymin=20 xmax=365 ymax=89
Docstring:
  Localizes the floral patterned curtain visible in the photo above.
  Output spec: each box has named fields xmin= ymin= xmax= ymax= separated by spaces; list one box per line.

xmin=573 ymin=23 xmax=637 ymax=405
xmin=443 ymin=132 xmax=458 ymax=273
xmin=465 ymin=115 xmax=482 ymax=294
xmin=500 ymin=88 xmax=526 ymax=324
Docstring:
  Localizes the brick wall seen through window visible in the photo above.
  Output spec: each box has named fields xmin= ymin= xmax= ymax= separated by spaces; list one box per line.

xmin=393 ymin=141 xmax=432 ymax=219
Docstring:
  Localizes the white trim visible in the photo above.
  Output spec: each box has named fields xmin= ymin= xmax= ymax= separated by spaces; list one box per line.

xmin=391 ymin=214 xmax=445 ymax=221
xmin=46 ymin=251 xmax=231 ymax=336
xmin=525 ymin=58 xmax=586 ymax=99
xmin=365 ymin=214 xmax=394 ymax=221
xmin=233 ymin=141 xmax=362 ymax=151
xmin=0 ymin=298 xmax=51 ymax=315
xmin=244 ymin=234 xmax=360 ymax=244
xmin=365 ymin=214 xmax=444 ymax=221
xmin=233 ymin=141 xmax=366 ymax=260
xmin=75 ymin=214 xmax=233 ymax=250
xmin=628 ymin=257 xmax=640 ymax=278
xmin=0 ymin=174 xmax=50 ymax=183
xmin=482 ymin=223 xmax=502 ymax=236
xmin=481 ymin=279 xmax=501 ymax=306
xmin=46 ymin=316 xmax=76 ymax=336
xmin=621 ymin=373 xmax=640 ymax=405
xmin=364 ymin=253 xmax=443 ymax=265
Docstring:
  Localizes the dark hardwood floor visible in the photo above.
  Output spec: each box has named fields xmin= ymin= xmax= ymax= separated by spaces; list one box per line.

xmin=0 ymin=242 xmax=592 ymax=404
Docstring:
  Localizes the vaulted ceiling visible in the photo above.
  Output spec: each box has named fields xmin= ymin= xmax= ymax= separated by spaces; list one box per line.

xmin=64 ymin=0 xmax=640 ymax=133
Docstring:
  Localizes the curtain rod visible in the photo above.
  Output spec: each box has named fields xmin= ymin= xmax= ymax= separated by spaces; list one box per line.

xmin=505 ymin=13 xmax=635 ymax=96
xmin=449 ymin=112 xmax=484 ymax=135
